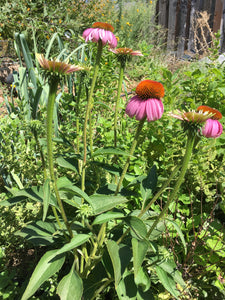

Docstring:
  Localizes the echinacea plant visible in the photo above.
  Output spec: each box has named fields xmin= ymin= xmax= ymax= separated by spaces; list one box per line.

xmin=10 ymin=29 xmax=223 ymax=300
xmin=148 ymin=105 xmax=223 ymax=237
xmin=82 ymin=22 xmax=117 ymax=192
xmin=36 ymin=53 xmax=83 ymax=237
xmin=115 ymin=79 xmax=164 ymax=195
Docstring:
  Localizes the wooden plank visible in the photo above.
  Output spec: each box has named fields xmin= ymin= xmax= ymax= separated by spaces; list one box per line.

xmin=158 ymin=0 xmax=169 ymax=28
xmin=176 ymin=0 xmax=189 ymax=56
xmin=167 ymin=0 xmax=179 ymax=51
xmin=213 ymin=0 xmax=224 ymax=33
xmin=220 ymin=1 xmax=225 ymax=51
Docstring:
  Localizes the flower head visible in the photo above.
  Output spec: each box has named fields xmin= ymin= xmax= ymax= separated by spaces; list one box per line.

xmin=111 ymin=47 xmax=143 ymax=57
xmin=111 ymin=47 xmax=143 ymax=65
xmin=201 ymin=119 xmax=223 ymax=138
xmin=169 ymin=110 xmax=213 ymax=124
xmin=36 ymin=53 xmax=83 ymax=77
xmin=82 ymin=22 xmax=117 ymax=48
xmin=169 ymin=105 xmax=223 ymax=136
xmin=197 ymin=105 xmax=222 ymax=120
xmin=125 ymin=80 xmax=164 ymax=122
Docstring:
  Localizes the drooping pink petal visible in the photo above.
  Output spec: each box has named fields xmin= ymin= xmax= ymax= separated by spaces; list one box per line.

xmin=146 ymin=99 xmax=164 ymax=121
xmin=202 ymin=119 xmax=223 ymax=138
xmin=125 ymin=96 xmax=141 ymax=118
xmin=135 ymin=100 xmax=147 ymax=120
xmin=82 ymin=26 xmax=117 ymax=48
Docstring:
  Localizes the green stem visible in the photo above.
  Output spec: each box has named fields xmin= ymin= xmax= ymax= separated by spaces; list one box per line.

xmin=33 ymin=129 xmax=47 ymax=180
xmin=115 ymin=118 xmax=145 ymax=195
xmin=116 ymin=165 xmax=180 ymax=245
xmin=47 ymin=80 xmax=73 ymax=238
xmin=114 ymin=61 xmax=125 ymax=148
xmin=140 ymin=165 xmax=180 ymax=217
xmin=146 ymin=131 xmax=196 ymax=238
xmin=82 ymin=41 xmax=103 ymax=192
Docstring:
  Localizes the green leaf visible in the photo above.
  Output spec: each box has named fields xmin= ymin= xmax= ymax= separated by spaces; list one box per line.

xmin=21 ymin=249 xmax=66 ymax=300
xmin=116 ymin=270 xmax=154 ymax=300
xmin=56 ymin=156 xmax=79 ymax=173
xmin=132 ymin=238 xmax=149 ymax=278
xmin=107 ymin=240 xmax=132 ymax=288
xmin=155 ymin=266 xmax=180 ymax=299
xmin=92 ymin=147 xmax=131 ymax=158
xmin=135 ymin=267 xmax=151 ymax=292
xmin=57 ymin=177 xmax=91 ymax=204
xmin=92 ymin=211 xmax=125 ymax=225
xmin=15 ymin=220 xmax=57 ymax=246
xmin=140 ymin=166 xmax=157 ymax=204
xmin=156 ymin=259 xmax=186 ymax=288
xmin=56 ymin=234 xmax=91 ymax=255
xmin=43 ymin=179 xmax=51 ymax=221
xmin=57 ymin=264 xmax=83 ymax=300
xmin=3 ymin=186 xmax=58 ymax=208
xmin=89 ymin=194 xmax=128 ymax=215
xmin=124 ymin=216 xmax=147 ymax=239
xmin=165 ymin=218 xmax=187 ymax=254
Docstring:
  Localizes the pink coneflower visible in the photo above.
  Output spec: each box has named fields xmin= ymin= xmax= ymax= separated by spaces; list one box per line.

xmin=82 ymin=22 xmax=117 ymax=48
xmin=125 ymin=80 xmax=164 ymax=122
xmin=168 ymin=110 xmax=214 ymax=124
xmin=169 ymin=105 xmax=223 ymax=138
xmin=196 ymin=105 xmax=223 ymax=138
xmin=36 ymin=53 xmax=83 ymax=76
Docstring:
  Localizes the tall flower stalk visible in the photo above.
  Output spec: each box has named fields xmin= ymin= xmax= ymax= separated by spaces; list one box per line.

xmin=36 ymin=54 xmax=83 ymax=238
xmin=147 ymin=106 xmax=223 ymax=238
xmin=147 ymin=130 xmax=195 ymax=238
xmin=111 ymin=47 xmax=143 ymax=148
xmin=81 ymin=41 xmax=103 ymax=192
xmin=81 ymin=22 xmax=117 ymax=192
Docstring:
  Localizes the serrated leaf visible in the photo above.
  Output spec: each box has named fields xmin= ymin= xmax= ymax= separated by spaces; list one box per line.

xmin=21 ymin=249 xmax=65 ymax=300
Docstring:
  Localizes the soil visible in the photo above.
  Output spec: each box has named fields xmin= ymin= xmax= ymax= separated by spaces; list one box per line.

xmin=0 ymin=57 xmax=20 ymax=117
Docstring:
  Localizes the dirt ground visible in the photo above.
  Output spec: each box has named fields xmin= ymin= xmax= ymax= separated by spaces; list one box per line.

xmin=0 ymin=57 xmax=20 ymax=117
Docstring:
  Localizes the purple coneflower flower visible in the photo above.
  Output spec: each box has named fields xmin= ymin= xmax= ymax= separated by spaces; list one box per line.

xmin=197 ymin=105 xmax=223 ymax=138
xmin=125 ymin=80 xmax=164 ymax=122
xmin=36 ymin=53 xmax=83 ymax=76
xmin=82 ymin=22 xmax=117 ymax=48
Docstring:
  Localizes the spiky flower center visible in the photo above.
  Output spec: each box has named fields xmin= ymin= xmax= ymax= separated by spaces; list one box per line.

xmin=115 ymin=47 xmax=133 ymax=55
xmin=135 ymin=80 xmax=165 ymax=99
xmin=92 ymin=22 xmax=114 ymax=32
xmin=197 ymin=105 xmax=222 ymax=120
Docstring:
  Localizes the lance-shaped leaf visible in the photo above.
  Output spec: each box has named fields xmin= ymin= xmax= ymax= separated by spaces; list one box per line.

xmin=21 ymin=249 xmax=65 ymax=300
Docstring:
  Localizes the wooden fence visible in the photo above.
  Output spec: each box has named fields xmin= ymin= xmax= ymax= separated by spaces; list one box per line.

xmin=155 ymin=0 xmax=225 ymax=57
